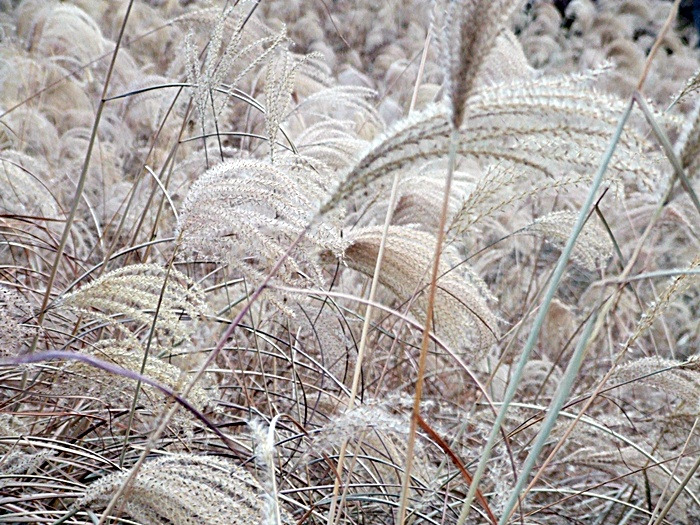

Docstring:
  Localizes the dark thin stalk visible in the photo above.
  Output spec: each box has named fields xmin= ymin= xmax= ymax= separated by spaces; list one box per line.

xmin=30 ymin=0 xmax=135 ymax=351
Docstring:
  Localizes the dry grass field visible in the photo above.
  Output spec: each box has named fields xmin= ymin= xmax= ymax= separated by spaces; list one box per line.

xmin=0 ymin=0 xmax=699 ymax=523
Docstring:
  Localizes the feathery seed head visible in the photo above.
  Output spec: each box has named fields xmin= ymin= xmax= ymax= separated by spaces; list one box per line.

xmin=524 ymin=210 xmax=613 ymax=271
xmin=612 ymin=356 xmax=700 ymax=413
xmin=74 ymin=454 xmax=294 ymax=524
xmin=61 ymin=264 xmax=208 ymax=349
xmin=322 ymin=72 xmax=655 ymax=214
xmin=179 ymin=156 xmax=346 ymax=313
xmin=249 ymin=418 xmax=282 ymax=525
xmin=674 ymin=98 xmax=700 ymax=177
xmin=337 ymin=225 xmax=499 ymax=352
xmin=625 ymin=255 xmax=700 ymax=351
xmin=54 ymin=339 xmax=215 ymax=429
xmin=439 ymin=0 xmax=520 ymax=128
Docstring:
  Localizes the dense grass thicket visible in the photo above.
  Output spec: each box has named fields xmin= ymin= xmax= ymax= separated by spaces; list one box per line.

xmin=1 ymin=0 xmax=699 ymax=523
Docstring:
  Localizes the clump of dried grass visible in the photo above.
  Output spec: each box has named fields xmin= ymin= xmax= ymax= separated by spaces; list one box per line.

xmin=1 ymin=0 xmax=699 ymax=524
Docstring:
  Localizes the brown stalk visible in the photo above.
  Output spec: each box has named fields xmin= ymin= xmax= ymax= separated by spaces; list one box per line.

xmin=328 ymin=26 xmax=434 ymax=524
xmin=396 ymin=127 xmax=458 ymax=524
xmin=416 ymin=414 xmax=497 ymax=525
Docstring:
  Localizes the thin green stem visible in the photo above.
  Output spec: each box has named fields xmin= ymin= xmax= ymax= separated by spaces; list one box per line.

xmin=498 ymin=309 xmax=599 ymax=524
xmin=456 ymin=98 xmax=635 ymax=525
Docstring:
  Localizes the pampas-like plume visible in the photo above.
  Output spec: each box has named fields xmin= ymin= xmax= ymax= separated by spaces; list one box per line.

xmin=0 ymin=151 xmax=59 ymax=216
xmin=73 ymin=454 xmax=293 ymax=524
xmin=611 ymin=356 xmax=700 ymax=413
xmin=336 ymin=225 xmax=499 ymax=351
xmin=522 ymin=210 xmax=613 ymax=271
xmin=178 ymin=158 xmax=337 ymax=314
xmin=264 ymin=49 xmax=322 ymax=163
xmin=571 ymin=438 xmax=700 ymax=522
xmin=0 ymin=286 xmax=36 ymax=356
xmin=184 ymin=4 xmax=287 ymax=144
xmin=302 ymin=398 xmax=438 ymax=492
xmin=673 ymin=67 xmax=700 ymax=104
xmin=448 ymin=164 xmax=610 ymax=236
xmin=440 ymin=0 xmax=520 ymax=128
xmin=61 ymin=264 xmax=207 ymax=349
xmin=54 ymin=339 xmax=214 ymax=425
xmin=20 ymin=2 xmax=108 ymax=68
xmin=389 ymin=167 xmax=473 ymax=229
xmin=0 ymin=414 xmax=54 ymax=486
xmin=320 ymin=71 xmax=657 ymax=215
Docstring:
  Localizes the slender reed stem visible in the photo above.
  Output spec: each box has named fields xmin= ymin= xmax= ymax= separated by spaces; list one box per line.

xmin=326 ymin=174 xmax=401 ymax=525
xmin=30 ymin=0 xmax=135 ymax=350
xmin=456 ymin=97 xmax=635 ymax=525
xmin=397 ymin=127 xmax=458 ymax=524
xmin=328 ymin=27 xmax=433 ymax=524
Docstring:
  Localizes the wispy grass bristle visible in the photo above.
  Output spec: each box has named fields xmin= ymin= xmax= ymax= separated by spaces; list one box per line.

xmin=73 ymin=454 xmax=293 ymax=525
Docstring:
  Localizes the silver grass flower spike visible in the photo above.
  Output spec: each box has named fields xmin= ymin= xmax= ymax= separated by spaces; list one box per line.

xmin=338 ymin=225 xmax=499 ymax=352
xmin=321 ymin=75 xmax=657 ymax=215
xmin=440 ymin=0 xmax=521 ymax=128
xmin=53 ymin=339 xmax=215 ymax=429
xmin=61 ymin=264 xmax=207 ymax=349
xmin=523 ymin=210 xmax=614 ymax=271
xmin=74 ymin=454 xmax=294 ymax=525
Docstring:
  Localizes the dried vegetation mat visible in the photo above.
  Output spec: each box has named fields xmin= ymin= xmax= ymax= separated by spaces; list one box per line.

xmin=0 ymin=0 xmax=699 ymax=524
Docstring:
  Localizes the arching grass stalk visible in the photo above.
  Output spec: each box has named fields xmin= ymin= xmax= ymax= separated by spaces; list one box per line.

xmin=397 ymin=126 xmax=459 ymax=524
xmin=497 ymin=307 xmax=599 ymax=524
xmin=457 ymin=0 xmax=682 ymax=518
xmin=29 ymin=0 xmax=135 ymax=352
xmin=456 ymin=97 xmax=635 ymax=525
xmin=602 ymin=268 xmax=700 ymax=284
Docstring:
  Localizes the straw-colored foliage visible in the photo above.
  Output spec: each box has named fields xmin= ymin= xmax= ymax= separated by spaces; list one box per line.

xmin=1 ymin=0 xmax=698 ymax=524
